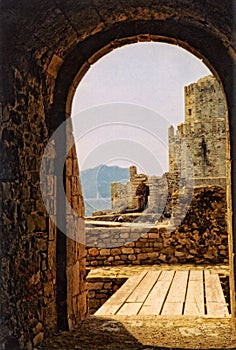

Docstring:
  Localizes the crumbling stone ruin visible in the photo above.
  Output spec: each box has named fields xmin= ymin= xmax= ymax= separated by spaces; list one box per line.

xmin=108 ymin=75 xmax=226 ymax=221
xmin=86 ymin=76 xmax=229 ymax=268
xmin=111 ymin=166 xmax=151 ymax=214
xmin=86 ymin=186 xmax=228 ymax=267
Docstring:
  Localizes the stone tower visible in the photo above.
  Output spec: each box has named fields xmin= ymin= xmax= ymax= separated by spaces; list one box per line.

xmin=168 ymin=75 xmax=226 ymax=188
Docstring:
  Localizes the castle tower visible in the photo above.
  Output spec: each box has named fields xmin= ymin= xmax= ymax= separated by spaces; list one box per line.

xmin=184 ymin=75 xmax=226 ymax=124
xmin=169 ymin=75 xmax=226 ymax=187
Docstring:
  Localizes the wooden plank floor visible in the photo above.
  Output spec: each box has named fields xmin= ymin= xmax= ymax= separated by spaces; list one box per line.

xmin=95 ymin=270 xmax=229 ymax=317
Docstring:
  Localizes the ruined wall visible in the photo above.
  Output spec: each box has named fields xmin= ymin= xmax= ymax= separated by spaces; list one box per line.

xmin=87 ymin=187 xmax=228 ymax=267
xmin=111 ymin=166 xmax=178 ymax=218
xmin=111 ymin=166 xmax=148 ymax=212
xmin=111 ymin=182 xmax=131 ymax=212
xmin=169 ymin=76 xmax=226 ymax=186
xmin=111 ymin=76 xmax=226 ymax=218
xmin=147 ymin=172 xmax=179 ymax=217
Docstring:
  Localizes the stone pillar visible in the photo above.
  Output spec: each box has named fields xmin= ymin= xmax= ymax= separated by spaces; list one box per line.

xmin=129 ymin=165 xmax=137 ymax=179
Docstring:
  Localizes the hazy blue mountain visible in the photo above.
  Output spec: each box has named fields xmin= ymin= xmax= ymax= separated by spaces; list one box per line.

xmin=80 ymin=165 xmax=129 ymax=215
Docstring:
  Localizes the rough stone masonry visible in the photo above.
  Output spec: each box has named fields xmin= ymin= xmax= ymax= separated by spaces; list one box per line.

xmin=1 ymin=1 xmax=236 ymax=349
xmin=86 ymin=186 xmax=228 ymax=267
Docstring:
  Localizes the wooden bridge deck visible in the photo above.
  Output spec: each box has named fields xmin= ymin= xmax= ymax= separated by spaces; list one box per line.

xmin=95 ymin=270 xmax=229 ymax=317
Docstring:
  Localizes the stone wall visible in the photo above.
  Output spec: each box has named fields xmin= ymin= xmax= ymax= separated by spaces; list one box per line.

xmin=0 ymin=45 xmax=86 ymax=350
xmin=87 ymin=276 xmax=127 ymax=314
xmin=86 ymin=186 xmax=228 ymax=266
xmin=0 ymin=68 xmax=59 ymax=349
xmin=65 ymin=144 xmax=87 ymax=329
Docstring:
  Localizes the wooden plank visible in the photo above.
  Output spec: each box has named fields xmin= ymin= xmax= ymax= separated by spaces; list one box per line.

xmin=126 ymin=271 xmax=161 ymax=303
xmin=116 ymin=302 xmax=142 ymax=316
xmin=163 ymin=271 xmax=189 ymax=303
xmin=184 ymin=270 xmax=205 ymax=316
xmin=161 ymin=270 xmax=189 ymax=315
xmin=188 ymin=270 xmax=203 ymax=281
xmin=139 ymin=270 xmax=175 ymax=315
xmin=204 ymin=270 xmax=229 ymax=317
xmin=163 ymin=302 xmax=184 ymax=315
xmin=95 ymin=271 xmax=147 ymax=316
xmin=158 ymin=270 xmax=175 ymax=281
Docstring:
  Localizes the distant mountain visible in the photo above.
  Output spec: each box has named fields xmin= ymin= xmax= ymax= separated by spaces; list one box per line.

xmin=80 ymin=165 xmax=130 ymax=215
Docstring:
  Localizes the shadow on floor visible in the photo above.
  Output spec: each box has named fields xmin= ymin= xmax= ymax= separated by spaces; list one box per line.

xmin=41 ymin=316 xmax=235 ymax=350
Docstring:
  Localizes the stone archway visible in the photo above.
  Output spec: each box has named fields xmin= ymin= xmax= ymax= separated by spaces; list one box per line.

xmin=57 ymin=21 xmax=235 ymax=326
xmin=1 ymin=2 xmax=235 ymax=348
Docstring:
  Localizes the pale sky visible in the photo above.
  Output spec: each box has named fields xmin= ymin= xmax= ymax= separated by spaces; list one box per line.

xmin=71 ymin=42 xmax=211 ymax=176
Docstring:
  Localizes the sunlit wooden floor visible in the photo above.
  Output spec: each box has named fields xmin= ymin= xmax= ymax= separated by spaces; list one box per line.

xmin=95 ymin=270 xmax=229 ymax=317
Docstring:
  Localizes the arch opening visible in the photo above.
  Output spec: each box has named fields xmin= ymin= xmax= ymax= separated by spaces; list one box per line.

xmin=51 ymin=24 xmax=235 ymax=347
xmin=2 ymin=3 xmax=236 ymax=349
xmin=69 ymin=42 xmax=231 ymax=322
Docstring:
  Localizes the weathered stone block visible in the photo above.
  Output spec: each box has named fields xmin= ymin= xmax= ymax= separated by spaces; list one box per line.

xmin=104 ymin=282 xmax=112 ymax=289
xmin=128 ymin=254 xmax=136 ymax=261
xmin=148 ymin=233 xmax=159 ymax=239
xmin=88 ymin=248 xmax=99 ymax=257
xmin=159 ymin=254 xmax=167 ymax=262
xmin=154 ymin=242 xmax=163 ymax=249
xmin=175 ymin=251 xmax=185 ymax=257
xmin=124 ymin=241 xmax=135 ymax=247
xmin=137 ymin=253 xmax=148 ymax=260
xmin=89 ymin=282 xmax=104 ymax=290
xmin=220 ymin=250 xmax=227 ymax=256
xmin=141 ymin=233 xmax=149 ymax=239
xmin=89 ymin=299 xmax=101 ymax=309
xmin=162 ymin=247 xmax=175 ymax=256
xmin=100 ymin=249 xmax=111 ymax=256
xmin=88 ymin=291 xmax=95 ymax=298
xmin=121 ymin=247 xmax=134 ymax=254
xmin=120 ymin=232 xmax=129 ymax=239
xmin=147 ymin=252 xmax=159 ymax=259
xmin=111 ymin=248 xmax=121 ymax=255
xmin=113 ymin=260 xmax=125 ymax=265
xmin=142 ymin=247 xmax=153 ymax=253
xmin=96 ymin=293 xmax=107 ymax=299
xmin=135 ymin=241 xmax=145 ymax=247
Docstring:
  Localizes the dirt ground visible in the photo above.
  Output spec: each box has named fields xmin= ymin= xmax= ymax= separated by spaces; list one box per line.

xmin=41 ymin=315 xmax=236 ymax=350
